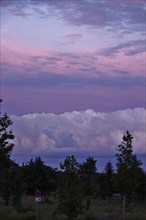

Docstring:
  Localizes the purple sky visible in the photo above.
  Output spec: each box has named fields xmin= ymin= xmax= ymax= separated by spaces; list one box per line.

xmin=1 ymin=0 xmax=146 ymax=170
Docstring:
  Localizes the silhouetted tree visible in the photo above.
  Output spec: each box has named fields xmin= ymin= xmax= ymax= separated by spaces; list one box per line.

xmin=21 ymin=156 xmax=53 ymax=195
xmin=116 ymin=130 xmax=143 ymax=220
xmin=11 ymin=164 xmax=22 ymax=212
xmin=56 ymin=155 xmax=82 ymax=220
xmin=104 ymin=161 xmax=114 ymax=203
xmin=0 ymin=113 xmax=15 ymax=205
xmin=116 ymin=131 xmax=142 ymax=200
xmin=0 ymin=113 xmax=14 ymax=167
xmin=79 ymin=156 xmax=97 ymax=196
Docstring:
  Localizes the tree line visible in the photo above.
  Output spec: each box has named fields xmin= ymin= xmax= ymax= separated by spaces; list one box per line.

xmin=0 ymin=113 xmax=146 ymax=219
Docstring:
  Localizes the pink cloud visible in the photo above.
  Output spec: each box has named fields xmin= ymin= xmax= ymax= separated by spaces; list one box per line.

xmin=97 ymin=52 xmax=145 ymax=77
xmin=2 ymin=38 xmax=56 ymax=58
xmin=114 ymin=53 xmax=145 ymax=76
xmin=2 ymin=38 xmax=144 ymax=77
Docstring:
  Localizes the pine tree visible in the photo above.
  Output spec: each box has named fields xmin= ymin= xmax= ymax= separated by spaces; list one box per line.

xmin=116 ymin=130 xmax=142 ymax=202
xmin=0 ymin=113 xmax=15 ymax=205
xmin=104 ymin=161 xmax=114 ymax=202
xmin=0 ymin=113 xmax=15 ymax=166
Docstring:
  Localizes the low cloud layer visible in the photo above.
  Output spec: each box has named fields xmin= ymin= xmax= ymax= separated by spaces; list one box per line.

xmin=11 ymin=108 xmax=145 ymax=162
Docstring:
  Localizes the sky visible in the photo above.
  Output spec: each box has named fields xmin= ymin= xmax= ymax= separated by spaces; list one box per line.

xmin=0 ymin=0 xmax=146 ymax=171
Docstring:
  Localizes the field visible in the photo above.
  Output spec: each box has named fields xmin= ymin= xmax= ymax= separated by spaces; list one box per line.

xmin=0 ymin=196 xmax=146 ymax=220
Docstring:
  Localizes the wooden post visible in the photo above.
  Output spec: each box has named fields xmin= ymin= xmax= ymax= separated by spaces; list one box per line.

xmin=36 ymin=201 xmax=39 ymax=220
xmin=123 ymin=195 xmax=125 ymax=220
xmin=35 ymin=189 xmax=42 ymax=220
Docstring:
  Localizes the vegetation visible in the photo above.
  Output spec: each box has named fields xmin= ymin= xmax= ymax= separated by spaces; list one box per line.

xmin=115 ymin=131 xmax=144 ymax=219
xmin=0 ymin=196 xmax=146 ymax=220
xmin=116 ymin=131 xmax=143 ymax=200
xmin=0 ymin=113 xmax=146 ymax=219
xmin=0 ymin=113 xmax=15 ymax=206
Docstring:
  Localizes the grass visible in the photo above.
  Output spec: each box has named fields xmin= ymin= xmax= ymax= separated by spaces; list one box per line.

xmin=0 ymin=206 xmax=35 ymax=220
xmin=0 ymin=196 xmax=146 ymax=220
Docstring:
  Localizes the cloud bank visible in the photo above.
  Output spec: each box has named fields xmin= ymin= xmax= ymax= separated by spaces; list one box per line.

xmin=11 ymin=108 xmax=145 ymax=163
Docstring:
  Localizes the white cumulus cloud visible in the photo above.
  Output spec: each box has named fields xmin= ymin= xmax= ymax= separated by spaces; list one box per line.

xmin=10 ymin=108 xmax=145 ymax=162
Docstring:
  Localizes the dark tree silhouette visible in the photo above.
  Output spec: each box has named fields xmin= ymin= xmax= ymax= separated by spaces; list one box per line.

xmin=0 ymin=113 xmax=15 ymax=205
xmin=56 ymin=155 xmax=82 ymax=220
xmin=104 ymin=161 xmax=114 ymax=202
xmin=116 ymin=131 xmax=142 ymax=199
xmin=0 ymin=113 xmax=15 ymax=166
xmin=116 ymin=130 xmax=143 ymax=219
xmin=79 ymin=156 xmax=97 ymax=196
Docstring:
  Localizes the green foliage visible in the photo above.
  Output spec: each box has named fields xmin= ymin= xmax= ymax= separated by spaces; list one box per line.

xmin=56 ymin=155 xmax=82 ymax=219
xmin=56 ymin=193 xmax=82 ymax=220
xmin=0 ymin=206 xmax=35 ymax=220
xmin=79 ymin=156 xmax=97 ymax=196
xmin=0 ymin=194 xmax=146 ymax=220
xmin=104 ymin=161 xmax=114 ymax=200
xmin=116 ymin=130 xmax=143 ymax=199
xmin=11 ymin=165 xmax=22 ymax=212
xmin=1 ymin=169 xmax=11 ymax=205
xmin=0 ymin=113 xmax=15 ymax=205
xmin=60 ymin=155 xmax=79 ymax=174
xmin=21 ymin=156 xmax=57 ymax=195
xmin=0 ymin=117 xmax=145 ymax=219
xmin=0 ymin=113 xmax=14 ymax=166
xmin=79 ymin=156 xmax=97 ymax=176
xmin=55 ymin=156 xmax=98 ymax=219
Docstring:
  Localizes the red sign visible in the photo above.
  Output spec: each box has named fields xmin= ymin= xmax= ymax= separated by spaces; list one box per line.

xmin=35 ymin=189 xmax=42 ymax=197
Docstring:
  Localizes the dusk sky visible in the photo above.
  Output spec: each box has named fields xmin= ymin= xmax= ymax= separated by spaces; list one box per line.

xmin=1 ymin=0 xmax=146 ymax=170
